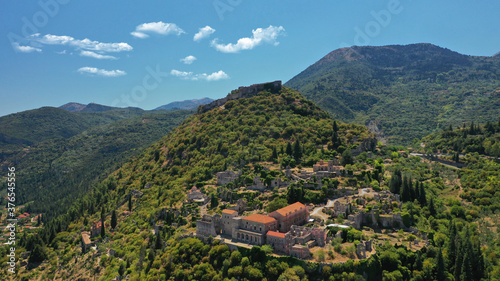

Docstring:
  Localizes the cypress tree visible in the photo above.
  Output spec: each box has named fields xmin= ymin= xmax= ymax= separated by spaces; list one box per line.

xmin=154 ymin=231 xmax=162 ymax=250
xmin=401 ymin=176 xmax=412 ymax=202
xmin=389 ymin=169 xmax=402 ymax=194
xmin=286 ymin=142 xmax=293 ymax=156
xmin=460 ymin=253 xmax=473 ymax=281
xmin=447 ymin=221 xmax=457 ymax=272
xmin=333 ymin=120 xmax=339 ymax=132
xmin=128 ymin=195 xmax=132 ymax=212
xmin=111 ymin=210 xmax=117 ymax=229
xmin=472 ymin=240 xmax=485 ymax=280
xmin=436 ymin=248 xmax=446 ymax=281
xmin=419 ymin=184 xmax=427 ymax=206
xmin=293 ymin=140 xmax=302 ymax=160
xmin=271 ymin=146 xmax=278 ymax=161
xmin=429 ymin=197 xmax=437 ymax=217
xmin=100 ymin=206 xmax=105 ymax=238
xmin=454 ymin=240 xmax=463 ymax=281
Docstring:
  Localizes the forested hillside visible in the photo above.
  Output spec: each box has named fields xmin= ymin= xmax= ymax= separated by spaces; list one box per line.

xmin=0 ymin=108 xmax=192 ymax=223
xmin=420 ymin=120 xmax=500 ymax=157
xmin=285 ymin=43 xmax=500 ymax=144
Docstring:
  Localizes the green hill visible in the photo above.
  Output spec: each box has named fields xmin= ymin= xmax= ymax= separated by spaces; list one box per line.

xmin=5 ymin=83 xmax=376 ymax=280
xmin=0 ymin=107 xmax=192 ymax=222
xmin=285 ymin=43 xmax=500 ymax=145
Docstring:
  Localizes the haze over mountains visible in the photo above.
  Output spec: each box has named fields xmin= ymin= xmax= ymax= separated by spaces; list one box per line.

xmin=285 ymin=43 xmax=500 ymax=144
xmin=58 ymin=97 xmax=214 ymax=114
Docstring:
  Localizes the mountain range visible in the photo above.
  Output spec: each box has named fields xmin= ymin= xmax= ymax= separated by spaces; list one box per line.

xmin=58 ymin=97 xmax=214 ymax=113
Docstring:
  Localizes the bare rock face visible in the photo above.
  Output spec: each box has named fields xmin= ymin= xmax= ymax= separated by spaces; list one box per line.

xmin=198 ymin=81 xmax=282 ymax=114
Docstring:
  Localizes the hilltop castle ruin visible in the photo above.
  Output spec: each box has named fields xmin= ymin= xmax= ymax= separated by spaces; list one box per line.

xmin=198 ymin=81 xmax=282 ymax=114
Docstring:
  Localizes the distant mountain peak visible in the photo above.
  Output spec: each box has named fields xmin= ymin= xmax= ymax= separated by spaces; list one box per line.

xmin=59 ymin=102 xmax=87 ymax=112
xmin=59 ymin=102 xmax=122 ymax=113
xmin=285 ymin=43 xmax=499 ymax=144
xmin=317 ymin=43 xmax=466 ymax=67
xmin=154 ymin=97 xmax=214 ymax=111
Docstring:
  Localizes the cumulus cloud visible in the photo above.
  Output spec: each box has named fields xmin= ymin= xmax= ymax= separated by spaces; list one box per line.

xmin=205 ymin=70 xmax=230 ymax=81
xmin=28 ymin=33 xmax=132 ymax=53
xmin=211 ymin=25 xmax=285 ymax=53
xmin=80 ymin=50 xmax=117 ymax=60
xmin=193 ymin=26 xmax=215 ymax=42
xmin=131 ymin=21 xmax=185 ymax=38
xmin=180 ymin=55 xmax=197 ymax=64
xmin=170 ymin=69 xmax=229 ymax=81
xmin=78 ymin=67 xmax=126 ymax=77
xmin=12 ymin=42 xmax=42 ymax=53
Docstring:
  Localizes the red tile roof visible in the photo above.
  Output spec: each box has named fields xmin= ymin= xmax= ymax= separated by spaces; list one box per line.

xmin=274 ymin=202 xmax=306 ymax=216
xmin=222 ymin=209 xmax=238 ymax=215
xmin=243 ymin=214 xmax=276 ymax=224
xmin=267 ymin=231 xmax=285 ymax=238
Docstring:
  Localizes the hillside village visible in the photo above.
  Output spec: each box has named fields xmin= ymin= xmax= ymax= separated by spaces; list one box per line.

xmin=193 ymin=156 xmax=428 ymax=262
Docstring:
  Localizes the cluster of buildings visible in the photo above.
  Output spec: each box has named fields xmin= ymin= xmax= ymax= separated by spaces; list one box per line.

xmin=197 ymin=202 xmax=327 ymax=259
xmin=215 ymin=159 xmax=346 ymax=193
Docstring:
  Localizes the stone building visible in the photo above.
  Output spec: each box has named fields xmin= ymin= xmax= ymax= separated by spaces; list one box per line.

xmin=269 ymin=202 xmax=309 ymax=233
xmin=187 ymin=186 xmax=208 ymax=203
xmin=91 ymin=220 xmax=104 ymax=238
xmin=266 ymin=231 xmax=290 ymax=253
xmin=348 ymin=210 xmax=404 ymax=229
xmin=81 ymin=231 xmax=92 ymax=252
xmin=333 ymin=201 xmax=349 ymax=216
xmin=196 ymin=214 xmax=221 ymax=238
xmin=232 ymin=214 xmax=278 ymax=245
xmin=289 ymin=225 xmax=327 ymax=247
xmin=356 ymin=240 xmax=373 ymax=259
xmin=216 ymin=171 xmax=242 ymax=186
xmin=290 ymin=245 xmax=310 ymax=259
xmin=221 ymin=209 xmax=239 ymax=235
xmin=313 ymin=160 xmax=344 ymax=175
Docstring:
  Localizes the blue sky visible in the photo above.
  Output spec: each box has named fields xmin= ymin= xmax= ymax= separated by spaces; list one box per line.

xmin=1 ymin=0 xmax=499 ymax=117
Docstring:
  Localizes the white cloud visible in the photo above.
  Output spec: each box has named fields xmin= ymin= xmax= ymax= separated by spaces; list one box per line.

xmin=170 ymin=69 xmax=229 ymax=81
xmin=131 ymin=21 xmax=185 ymax=38
xmin=205 ymin=70 xmax=229 ymax=81
xmin=180 ymin=55 xmax=197 ymax=64
xmin=56 ymin=50 xmax=67 ymax=55
xmin=211 ymin=25 xmax=285 ymax=53
xmin=130 ymin=31 xmax=149 ymax=39
xmin=28 ymin=33 xmax=132 ymax=53
xmin=12 ymin=42 xmax=42 ymax=53
xmin=80 ymin=50 xmax=117 ymax=60
xmin=78 ymin=67 xmax=126 ymax=77
xmin=193 ymin=26 xmax=215 ymax=42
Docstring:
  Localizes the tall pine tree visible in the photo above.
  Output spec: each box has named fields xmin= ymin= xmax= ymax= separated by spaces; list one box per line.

xmin=111 ymin=210 xmax=117 ymax=229
xmin=100 ymin=206 xmax=106 ymax=238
